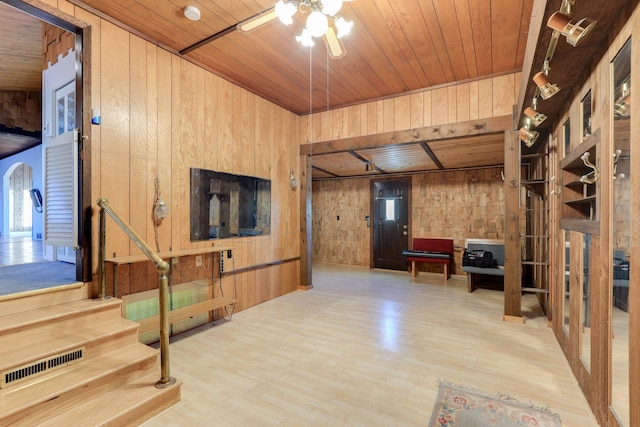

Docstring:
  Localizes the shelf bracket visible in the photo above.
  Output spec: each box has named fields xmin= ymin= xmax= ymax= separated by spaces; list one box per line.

xmin=580 ymin=152 xmax=599 ymax=184
xmin=550 ymin=176 xmax=561 ymax=195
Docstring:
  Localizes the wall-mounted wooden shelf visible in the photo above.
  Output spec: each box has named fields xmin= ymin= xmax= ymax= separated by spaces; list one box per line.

xmin=560 ymin=129 xmax=599 ymax=225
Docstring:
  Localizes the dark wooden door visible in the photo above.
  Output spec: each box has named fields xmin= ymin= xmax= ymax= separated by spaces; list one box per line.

xmin=372 ymin=180 xmax=409 ymax=270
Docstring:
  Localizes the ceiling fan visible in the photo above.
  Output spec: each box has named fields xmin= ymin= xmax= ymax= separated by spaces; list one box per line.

xmin=237 ymin=0 xmax=354 ymax=59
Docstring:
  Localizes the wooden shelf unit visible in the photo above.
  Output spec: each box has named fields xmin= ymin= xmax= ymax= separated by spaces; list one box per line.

xmin=560 ymin=129 xmax=600 ymax=227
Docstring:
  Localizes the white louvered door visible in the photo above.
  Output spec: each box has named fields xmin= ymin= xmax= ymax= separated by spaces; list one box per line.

xmin=42 ymin=52 xmax=78 ymax=264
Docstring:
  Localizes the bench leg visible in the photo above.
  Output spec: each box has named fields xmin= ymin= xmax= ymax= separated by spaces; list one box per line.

xmin=412 ymin=261 xmax=417 ymax=278
xmin=467 ymin=273 xmax=475 ymax=293
xmin=443 ymin=264 xmax=448 ymax=284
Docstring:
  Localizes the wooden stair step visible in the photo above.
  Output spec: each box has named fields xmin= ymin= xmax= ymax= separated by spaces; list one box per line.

xmin=0 ymin=298 xmax=123 ymax=337
xmin=0 ymin=283 xmax=88 ymax=317
xmin=0 ymin=343 xmax=159 ymax=426
xmin=36 ymin=371 xmax=182 ymax=427
xmin=0 ymin=317 xmax=139 ymax=371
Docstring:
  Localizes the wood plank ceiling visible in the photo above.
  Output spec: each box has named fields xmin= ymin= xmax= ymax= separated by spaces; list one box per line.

xmin=1 ymin=0 xmax=534 ymax=173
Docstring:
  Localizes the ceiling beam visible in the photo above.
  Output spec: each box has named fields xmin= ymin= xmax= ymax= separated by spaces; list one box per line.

xmin=420 ymin=142 xmax=444 ymax=169
xmin=300 ymin=115 xmax=512 ymax=155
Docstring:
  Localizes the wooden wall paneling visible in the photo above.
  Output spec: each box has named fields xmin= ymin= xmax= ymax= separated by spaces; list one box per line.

xmin=469 ymin=81 xmax=479 ymax=120
xmin=115 ymin=264 xmax=131 ymax=298
xmin=492 ymin=74 xmax=515 ymax=117
xmin=57 ymin=0 xmax=75 ymax=16
xmin=431 ymin=87 xmax=448 ymax=125
xmin=130 ymin=262 xmax=148 ymax=294
xmin=410 ymin=92 xmax=424 ymax=128
xmin=145 ymin=43 xmax=158 ymax=252
xmin=270 ymin=104 xmax=283 ymax=261
xmin=503 ymin=130 xmax=522 ymax=320
xmin=254 ymin=267 xmax=274 ymax=305
xmin=204 ymin=73 xmax=218 ymax=172
xmin=320 ymin=110 xmax=332 ymax=142
xmin=129 ymin=35 xmax=148 ymax=253
xmin=367 ymin=100 xmax=383 ymax=136
xmin=100 ymin=21 xmax=130 ymax=258
xmin=478 ymin=78 xmax=493 ymax=119
xmin=423 ymin=90 xmax=432 ymax=127
xmin=447 ymin=86 xmax=457 ymax=124
xmin=170 ymin=54 xmax=181 ymax=252
xmin=280 ymin=111 xmax=292 ymax=258
xmin=359 ymin=103 xmax=368 ymax=136
xmin=156 ymin=48 xmax=172 ymax=252
xmin=393 ymin=94 xmax=410 ymax=131
xmin=217 ymin=78 xmax=233 ymax=173
xmin=331 ymin=108 xmax=344 ymax=141
xmin=253 ymin=96 xmax=266 ymax=177
xmin=178 ymin=61 xmax=199 ymax=250
xmin=347 ymin=105 xmax=360 ymax=138
xmin=456 ymin=83 xmax=470 ymax=122
xmin=282 ymin=260 xmax=300 ymax=295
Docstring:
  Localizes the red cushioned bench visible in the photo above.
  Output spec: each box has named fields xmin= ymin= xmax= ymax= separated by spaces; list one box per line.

xmin=402 ymin=238 xmax=453 ymax=283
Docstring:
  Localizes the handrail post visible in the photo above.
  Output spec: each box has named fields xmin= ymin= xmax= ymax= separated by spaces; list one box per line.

xmin=97 ymin=203 xmax=107 ymax=299
xmin=156 ymin=271 xmax=176 ymax=388
xmin=96 ymin=197 xmax=176 ymax=389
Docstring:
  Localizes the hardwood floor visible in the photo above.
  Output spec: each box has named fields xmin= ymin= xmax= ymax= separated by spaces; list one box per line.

xmin=0 ymin=231 xmax=46 ymax=266
xmin=141 ymin=263 xmax=598 ymax=426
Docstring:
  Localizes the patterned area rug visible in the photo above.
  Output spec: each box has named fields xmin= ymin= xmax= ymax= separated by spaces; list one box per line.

xmin=429 ymin=382 xmax=562 ymax=427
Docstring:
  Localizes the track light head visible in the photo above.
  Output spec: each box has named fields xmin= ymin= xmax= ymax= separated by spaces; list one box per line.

xmin=524 ymin=107 xmax=547 ymax=127
xmin=519 ymin=126 xmax=539 ymax=148
xmin=547 ymin=12 xmax=596 ymax=47
xmin=533 ymin=72 xmax=560 ymax=100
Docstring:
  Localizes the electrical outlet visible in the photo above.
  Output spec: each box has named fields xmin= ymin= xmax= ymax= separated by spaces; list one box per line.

xmin=219 ymin=255 xmax=224 ymax=272
xmin=195 ymin=255 xmax=203 ymax=267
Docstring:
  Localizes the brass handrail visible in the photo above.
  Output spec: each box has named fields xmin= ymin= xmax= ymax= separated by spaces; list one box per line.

xmin=96 ymin=197 xmax=176 ymax=389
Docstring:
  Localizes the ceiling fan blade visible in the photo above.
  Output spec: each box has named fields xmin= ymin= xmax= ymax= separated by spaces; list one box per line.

xmin=324 ymin=27 xmax=346 ymax=58
xmin=237 ymin=8 xmax=278 ymax=33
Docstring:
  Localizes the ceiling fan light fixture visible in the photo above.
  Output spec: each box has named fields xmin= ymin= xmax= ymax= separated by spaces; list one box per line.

xmin=275 ymin=0 xmax=297 ymax=25
xmin=335 ymin=16 xmax=353 ymax=38
xmin=296 ymin=28 xmax=315 ymax=47
xmin=306 ymin=10 xmax=329 ymax=37
xmin=322 ymin=0 xmax=343 ymax=16
xmin=183 ymin=5 xmax=201 ymax=21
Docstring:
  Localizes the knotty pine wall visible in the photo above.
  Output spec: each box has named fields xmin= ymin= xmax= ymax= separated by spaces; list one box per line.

xmin=35 ymin=1 xmax=300 ymax=309
xmin=300 ymin=72 xmax=519 ymax=143
xmin=305 ymin=73 xmax=517 ymax=272
xmin=312 ymin=168 xmax=504 ymax=273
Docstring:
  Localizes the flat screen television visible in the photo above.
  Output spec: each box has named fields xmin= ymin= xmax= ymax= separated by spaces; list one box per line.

xmin=190 ymin=168 xmax=271 ymax=241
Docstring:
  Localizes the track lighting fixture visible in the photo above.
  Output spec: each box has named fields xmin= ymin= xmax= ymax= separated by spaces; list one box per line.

xmin=524 ymin=106 xmax=547 ymax=127
xmin=519 ymin=123 xmax=539 ymax=148
xmin=533 ymin=72 xmax=560 ymax=100
xmin=547 ymin=12 xmax=596 ymax=47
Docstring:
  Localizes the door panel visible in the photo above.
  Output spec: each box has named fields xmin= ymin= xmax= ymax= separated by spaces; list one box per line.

xmin=373 ymin=180 xmax=409 ymax=270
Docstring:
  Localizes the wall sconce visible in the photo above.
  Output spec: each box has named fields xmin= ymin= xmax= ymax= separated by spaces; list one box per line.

xmin=547 ymin=12 xmax=596 ymax=47
xmin=365 ymin=160 xmax=376 ymax=172
xmin=154 ymin=197 xmax=169 ymax=221
xmin=533 ymin=72 xmax=560 ymax=100
xmin=183 ymin=5 xmax=201 ymax=21
xmin=524 ymin=106 xmax=547 ymax=127
xmin=289 ymin=172 xmax=298 ymax=190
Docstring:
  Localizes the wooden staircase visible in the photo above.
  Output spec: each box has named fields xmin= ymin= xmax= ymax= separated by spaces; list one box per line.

xmin=0 ymin=283 xmax=181 ymax=426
